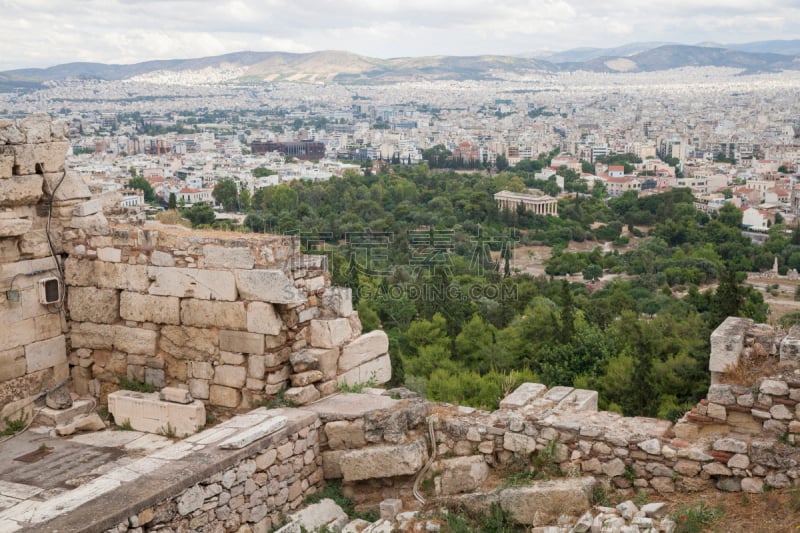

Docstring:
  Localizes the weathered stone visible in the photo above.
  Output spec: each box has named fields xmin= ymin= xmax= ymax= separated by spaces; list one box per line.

xmin=706 ymin=402 xmax=727 ymax=420
xmin=214 ymin=365 xmax=247 ymax=388
xmin=56 ymin=412 xmax=106 ymax=435
xmin=235 ymin=269 xmax=304 ymax=305
xmin=321 ymin=287 xmax=353 ymax=318
xmin=601 ymin=458 xmax=626 ymax=478
xmin=780 ymin=325 xmax=800 ymax=362
xmin=25 ymin=334 xmax=66 ymax=372
xmin=339 ymin=438 xmax=427 ymax=481
xmin=67 ymin=286 xmax=119 ymax=323
xmin=0 ymin=120 xmax=24 ymax=144
xmin=18 ymin=114 xmax=53 ymax=144
xmin=113 ymin=326 xmax=158 ymax=355
xmin=503 ymin=432 xmax=538 ymax=454
xmin=148 ymin=266 xmax=237 ymax=301
xmin=290 ymin=348 xmax=338 ymax=379
xmin=0 ymin=347 xmax=26 ymax=381
xmin=760 ymin=379 xmax=789 ymax=396
xmin=0 ymin=175 xmax=43 ymax=206
xmin=637 ymin=438 xmax=661 ymax=455
xmin=159 ymin=387 xmax=193 ymax=404
xmin=203 ymin=245 xmax=255 ymax=269
xmin=0 ymin=217 xmax=31 ymax=237
xmin=277 ymin=498 xmax=348 ymax=533
xmin=339 ymin=330 xmax=389 ymax=371
xmin=702 ymin=462 xmax=732 ymax=476
xmin=335 ymin=354 xmax=391 ymax=388
xmin=486 ymin=477 xmax=595 ymax=527
xmin=707 ymin=384 xmax=736 ymax=405
xmin=119 ymin=292 xmax=180 ymax=325
xmin=284 ymin=385 xmax=320 ymax=405
xmin=673 ymin=459 xmax=701 ymax=476
xmin=108 ymin=390 xmax=205 ymax=435
xmin=709 ymin=317 xmax=753 ymax=375
xmin=290 ymin=370 xmax=323 ymax=387
xmin=69 ymin=322 xmax=113 ymax=350
xmin=439 ymin=456 xmax=489 ymax=495
xmin=66 ymin=258 xmax=149 ymax=292
xmin=209 ymin=385 xmax=241 ymax=408
xmin=309 ymin=318 xmax=352 ymax=349
xmin=771 ymin=404 xmax=794 ymax=420
xmin=325 ymin=420 xmax=367 ymax=450
xmin=219 ymin=330 xmax=264 ymax=355
xmin=716 ymin=477 xmax=741 ymax=492
xmin=247 ymin=301 xmax=282 ymax=335
xmin=45 ymin=380 xmax=73 ymax=409
xmin=160 ymin=325 xmax=218 ymax=360
xmin=150 ymin=250 xmax=174 ymax=267
xmin=712 ymin=437 xmax=747 ymax=454
xmin=180 ymin=299 xmax=246 ymax=330
xmin=178 ymin=485 xmax=205 ymax=516
xmin=44 ymin=170 xmax=91 ymax=201
xmin=500 ymin=383 xmax=548 ymax=409
xmin=73 ymin=199 xmax=102 ymax=217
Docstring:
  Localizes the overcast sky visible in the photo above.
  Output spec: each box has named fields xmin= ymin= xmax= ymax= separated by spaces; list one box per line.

xmin=2 ymin=0 xmax=799 ymax=71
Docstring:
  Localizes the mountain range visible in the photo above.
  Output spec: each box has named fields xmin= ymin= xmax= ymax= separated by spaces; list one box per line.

xmin=1 ymin=40 xmax=799 ymax=88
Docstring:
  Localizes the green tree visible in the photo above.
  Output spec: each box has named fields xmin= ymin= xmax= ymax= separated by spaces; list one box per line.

xmin=495 ymin=154 xmax=509 ymax=172
xmin=238 ymin=188 xmax=251 ymax=212
xmin=128 ymin=177 xmax=154 ymax=202
xmin=717 ymin=202 xmax=742 ymax=228
xmin=183 ymin=204 xmax=216 ymax=227
xmin=168 ymin=192 xmax=177 ymax=209
xmin=213 ymin=179 xmax=239 ymax=212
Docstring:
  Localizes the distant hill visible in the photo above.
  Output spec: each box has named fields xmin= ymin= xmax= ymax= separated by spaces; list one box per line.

xmin=1 ymin=41 xmax=799 ymax=88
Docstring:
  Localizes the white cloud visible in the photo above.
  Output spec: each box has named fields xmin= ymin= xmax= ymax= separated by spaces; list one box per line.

xmin=0 ymin=0 xmax=798 ymax=70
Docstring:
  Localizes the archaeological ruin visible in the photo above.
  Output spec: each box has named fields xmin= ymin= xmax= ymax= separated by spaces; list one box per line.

xmin=1 ymin=116 xmax=800 ymax=532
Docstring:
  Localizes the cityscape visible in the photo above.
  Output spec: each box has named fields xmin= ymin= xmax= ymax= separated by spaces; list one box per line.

xmin=2 ymin=2 xmax=800 ymax=530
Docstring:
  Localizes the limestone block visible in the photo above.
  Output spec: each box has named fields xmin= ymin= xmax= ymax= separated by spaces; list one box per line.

xmin=500 ymin=383 xmax=547 ymax=409
xmin=291 ymin=347 xmax=339 ymax=379
xmin=0 ymin=152 xmax=12 ymax=178
xmin=43 ymin=171 xmax=91 ymax=202
xmin=108 ymin=390 xmax=205 ymax=435
xmin=50 ymin=119 xmax=69 ymax=141
xmin=218 ymin=416 xmax=287 ymax=449
xmin=67 ymin=286 xmax=119 ymax=324
xmin=24 ymin=334 xmax=66 ymax=372
xmin=556 ymin=388 xmax=598 ymax=412
xmin=150 ymin=250 xmax=174 ymax=267
xmin=18 ymin=230 xmax=49 ymax=258
xmin=96 ymin=247 xmax=121 ymax=263
xmin=203 ymin=245 xmax=255 ymax=269
xmin=56 ymin=413 xmax=106 ymax=435
xmin=780 ymin=325 xmax=800 ymax=362
xmin=18 ymin=114 xmax=52 ymax=144
xmin=246 ymin=301 xmax=282 ymax=335
xmin=306 ymin=276 xmax=325 ymax=292
xmin=291 ymin=370 xmax=323 ymax=387
xmin=160 ymin=387 xmax=193 ymax=404
xmin=709 ymin=317 xmax=753 ymax=373
xmin=209 ymin=385 xmax=241 ymax=408
xmin=266 ymin=365 xmax=290 ymax=384
xmin=72 ymin=199 xmax=102 ymax=217
xmin=219 ymin=330 xmax=264 ymax=355
xmin=325 ymin=419 xmax=367 ymax=450
xmin=0 ymin=120 xmax=24 ymax=144
xmin=379 ymin=499 xmax=403 ymax=522
xmin=213 ymin=365 xmax=247 ymax=388
xmin=65 ymin=258 xmax=149 ymax=291
xmin=34 ymin=142 xmax=69 ymax=172
xmin=760 ymin=379 xmax=789 ymax=396
xmin=339 ymin=330 xmax=389 ymax=372
xmin=69 ymin=322 xmax=113 ymax=350
xmin=120 ymin=292 xmax=180 ymax=325
xmin=0 ymin=347 xmax=26 ymax=381
xmin=113 ymin=326 xmax=158 ymax=355
xmin=0 ymin=217 xmax=31 ymax=237
xmin=335 ymin=354 xmax=391 ymax=388
xmin=188 ymin=379 xmax=209 ymax=400
xmin=235 ymin=269 xmax=304 ymax=305
xmin=321 ymin=287 xmax=353 ymax=318
xmin=0 ymin=238 xmax=20 ymax=262
xmin=339 ymin=438 xmax=427 ymax=481
xmin=148 ymin=266 xmax=237 ymax=301
xmin=309 ymin=318 xmax=352 ymax=349
xmin=276 ymin=498 xmax=348 ymax=533
xmin=284 ymin=385 xmax=321 ymax=405
xmin=494 ymin=477 xmax=595 ymax=526
xmin=180 ymin=299 xmax=246 ymax=330
xmin=0 ymin=175 xmax=43 ymax=206
xmin=0 ymin=316 xmax=35 ymax=351
xmin=439 ymin=456 xmax=489 ymax=495
xmin=160 ymin=326 xmax=218 ymax=360
xmin=503 ymin=432 xmax=538 ymax=454
xmin=707 ymin=384 xmax=736 ymax=405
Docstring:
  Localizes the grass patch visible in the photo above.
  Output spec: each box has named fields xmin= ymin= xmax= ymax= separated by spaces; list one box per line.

xmin=118 ymin=375 xmax=157 ymax=393
xmin=257 ymin=388 xmax=298 ymax=409
xmin=116 ymin=419 xmax=133 ymax=431
xmin=670 ymin=502 xmax=724 ymax=533
xmin=591 ymin=485 xmax=611 ymax=507
xmin=0 ymin=415 xmax=27 ymax=436
xmin=438 ymin=503 xmax=523 ymax=532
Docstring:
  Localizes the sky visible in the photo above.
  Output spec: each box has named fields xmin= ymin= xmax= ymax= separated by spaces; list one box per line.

xmin=1 ymin=0 xmax=799 ymax=71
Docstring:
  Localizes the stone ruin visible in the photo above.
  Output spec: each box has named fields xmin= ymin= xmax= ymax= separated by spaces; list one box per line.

xmin=1 ymin=115 xmax=800 ymax=532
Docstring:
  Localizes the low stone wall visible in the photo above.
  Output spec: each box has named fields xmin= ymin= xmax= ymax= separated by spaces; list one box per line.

xmin=63 ymin=224 xmax=390 ymax=410
xmin=31 ymin=408 xmax=323 ymax=533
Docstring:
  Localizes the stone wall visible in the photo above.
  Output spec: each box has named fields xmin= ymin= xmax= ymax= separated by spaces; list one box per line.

xmin=63 ymin=224 xmax=390 ymax=410
xmin=0 ymin=114 xmax=95 ymax=423
xmin=26 ymin=407 xmax=323 ymax=533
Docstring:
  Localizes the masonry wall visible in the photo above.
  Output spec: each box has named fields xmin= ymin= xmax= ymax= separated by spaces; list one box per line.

xmin=63 ymin=224 xmax=390 ymax=410
xmin=0 ymin=114 xmax=94 ymax=423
